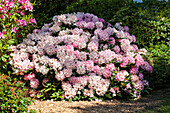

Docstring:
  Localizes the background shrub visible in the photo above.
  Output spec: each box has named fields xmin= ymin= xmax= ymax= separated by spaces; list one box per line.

xmin=145 ymin=44 xmax=170 ymax=89
xmin=64 ymin=0 xmax=131 ymax=22
xmin=109 ymin=0 xmax=170 ymax=88
xmin=110 ymin=0 xmax=169 ymax=47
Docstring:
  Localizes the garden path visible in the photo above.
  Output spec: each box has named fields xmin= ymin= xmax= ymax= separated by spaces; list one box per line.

xmin=28 ymin=88 xmax=170 ymax=113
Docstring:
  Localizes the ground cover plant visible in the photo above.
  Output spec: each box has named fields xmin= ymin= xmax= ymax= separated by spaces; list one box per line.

xmin=9 ymin=12 xmax=153 ymax=101
xmin=0 ymin=74 xmax=34 ymax=113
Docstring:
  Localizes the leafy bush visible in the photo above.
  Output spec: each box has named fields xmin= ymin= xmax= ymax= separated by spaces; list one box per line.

xmin=0 ymin=74 xmax=33 ymax=112
xmin=145 ymin=44 xmax=170 ymax=88
xmin=110 ymin=0 xmax=169 ymax=47
xmin=109 ymin=0 xmax=170 ymax=88
xmin=0 ymin=0 xmax=36 ymax=73
xmin=65 ymin=0 xmax=170 ymax=89
xmin=30 ymin=0 xmax=78 ymax=28
xmin=9 ymin=12 xmax=152 ymax=101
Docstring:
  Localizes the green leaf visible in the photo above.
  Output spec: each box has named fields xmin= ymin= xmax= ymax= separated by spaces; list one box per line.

xmin=44 ymin=88 xmax=51 ymax=92
xmin=105 ymin=93 xmax=112 ymax=98
xmin=1 ymin=56 xmax=6 ymax=62
xmin=92 ymin=96 xmax=98 ymax=99
xmin=69 ymin=98 xmax=72 ymax=102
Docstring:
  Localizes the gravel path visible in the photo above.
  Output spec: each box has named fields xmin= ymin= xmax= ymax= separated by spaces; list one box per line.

xmin=28 ymin=88 xmax=170 ymax=113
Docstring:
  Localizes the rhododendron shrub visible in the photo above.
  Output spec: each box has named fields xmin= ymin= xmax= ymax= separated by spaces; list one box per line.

xmin=9 ymin=12 xmax=152 ymax=101
xmin=0 ymin=0 xmax=36 ymax=72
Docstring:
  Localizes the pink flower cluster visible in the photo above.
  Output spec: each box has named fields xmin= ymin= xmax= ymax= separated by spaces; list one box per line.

xmin=17 ymin=0 xmax=33 ymax=11
xmin=10 ymin=12 xmax=152 ymax=99
xmin=61 ymin=74 xmax=110 ymax=99
xmin=0 ymin=0 xmax=36 ymax=39
xmin=24 ymin=73 xmax=39 ymax=89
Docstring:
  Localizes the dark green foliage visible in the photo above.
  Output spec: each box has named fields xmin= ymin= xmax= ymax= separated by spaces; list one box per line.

xmin=0 ymin=75 xmax=34 ymax=113
xmin=110 ymin=0 xmax=169 ymax=47
xmin=145 ymin=44 xmax=170 ymax=89
xmin=109 ymin=0 xmax=170 ymax=89
xmin=30 ymin=0 xmax=78 ymax=28
xmin=64 ymin=0 xmax=132 ymax=21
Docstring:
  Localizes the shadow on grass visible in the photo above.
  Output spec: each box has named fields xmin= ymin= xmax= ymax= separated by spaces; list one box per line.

xmin=68 ymin=88 xmax=170 ymax=113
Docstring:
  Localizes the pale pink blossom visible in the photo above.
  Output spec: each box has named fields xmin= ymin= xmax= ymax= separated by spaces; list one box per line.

xmin=103 ymin=68 xmax=112 ymax=78
xmin=120 ymin=57 xmax=129 ymax=67
xmin=105 ymin=63 xmax=115 ymax=71
xmin=115 ymin=70 xmax=129 ymax=81
xmin=24 ymin=73 xmax=35 ymax=80
xmin=63 ymin=69 xmax=72 ymax=78
xmin=113 ymin=45 xmax=120 ymax=53
xmin=87 ymin=40 xmax=99 ymax=52
xmin=131 ymin=75 xmax=139 ymax=82
xmin=55 ymin=71 xmax=65 ymax=81
xmin=135 ymin=54 xmax=145 ymax=67
xmin=110 ymin=87 xmax=116 ymax=94
xmin=30 ymin=78 xmax=39 ymax=89
xmin=133 ymin=80 xmax=144 ymax=91
xmin=95 ymin=22 xmax=103 ymax=29
xmin=85 ymin=60 xmax=94 ymax=72
xmin=99 ymin=31 xmax=109 ymax=41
